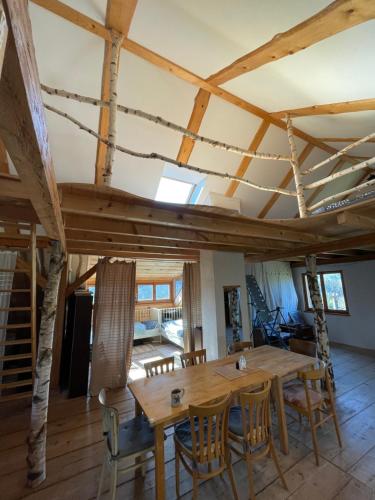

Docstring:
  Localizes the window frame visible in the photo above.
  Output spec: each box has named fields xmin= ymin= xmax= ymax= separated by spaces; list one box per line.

xmin=135 ymin=280 xmax=173 ymax=304
xmin=302 ymin=270 xmax=349 ymax=315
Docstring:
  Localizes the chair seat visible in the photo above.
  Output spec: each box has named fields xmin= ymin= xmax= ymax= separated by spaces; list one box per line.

xmin=108 ymin=415 xmax=159 ymax=458
xmin=283 ymin=384 xmax=322 ymax=409
xmin=175 ymin=417 xmax=216 ymax=451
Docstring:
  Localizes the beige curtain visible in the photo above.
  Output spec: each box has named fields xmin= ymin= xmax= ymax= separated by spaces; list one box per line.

xmin=182 ymin=263 xmax=202 ymax=352
xmin=90 ymin=260 xmax=136 ymax=395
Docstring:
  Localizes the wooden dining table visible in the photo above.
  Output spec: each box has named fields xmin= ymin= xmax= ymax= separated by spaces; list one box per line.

xmin=128 ymin=345 xmax=315 ymax=500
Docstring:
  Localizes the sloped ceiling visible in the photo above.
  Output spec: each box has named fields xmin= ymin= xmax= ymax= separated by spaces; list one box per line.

xmin=27 ymin=0 xmax=375 ymax=219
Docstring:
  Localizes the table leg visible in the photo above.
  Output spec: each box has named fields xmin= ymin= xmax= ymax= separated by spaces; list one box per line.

xmin=155 ymin=424 xmax=165 ymax=500
xmin=273 ymin=376 xmax=289 ymax=455
xmin=135 ymin=400 xmax=143 ymax=477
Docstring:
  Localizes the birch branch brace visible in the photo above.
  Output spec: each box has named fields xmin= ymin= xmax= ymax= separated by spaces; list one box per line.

xmin=44 ymin=104 xmax=297 ymax=197
xmin=41 ymin=84 xmax=289 ymax=162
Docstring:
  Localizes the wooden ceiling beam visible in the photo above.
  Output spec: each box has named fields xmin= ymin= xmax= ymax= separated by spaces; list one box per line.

xmin=272 ymin=97 xmax=375 ymax=119
xmin=337 ymin=211 xmax=375 ymax=230
xmin=60 ymin=188 xmax=322 ymax=244
xmin=63 ymin=213 xmax=298 ymax=250
xmin=247 ymin=231 xmax=375 ymax=262
xmin=30 ymin=0 xmax=365 ymax=167
xmin=67 ymin=240 xmax=200 ymax=257
xmin=225 ymin=120 xmax=270 ymax=197
xmin=258 ymin=143 xmax=314 ymax=218
xmin=0 ymin=234 xmax=49 ymax=248
xmin=318 ymin=137 xmax=375 ymax=143
xmin=69 ymin=248 xmax=199 ymax=261
xmin=176 ymin=89 xmax=211 ymax=164
xmin=0 ymin=0 xmax=65 ymax=248
xmin=0 ymin=173 xmax=29 ymax=199
xmin=207 ymin=0 xmax=375 ymax=86
xmin=95 ymin=0 xmax=138 ymax=185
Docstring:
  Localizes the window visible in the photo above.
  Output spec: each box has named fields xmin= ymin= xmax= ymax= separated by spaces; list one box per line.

xmin=136 ymin=282 xmax=173 ymax=303
xmin=155 ymin=283 xmax=170 ymax=301
xmin=137 ymin=284 xmax=153 ymax=302
xmin=175 ymin=279 xmax=182 ymax=298
xmin=302 ymin=271 xmax=348 ymax=314
xmin=155 ymin=177 xmax=193 ymax=204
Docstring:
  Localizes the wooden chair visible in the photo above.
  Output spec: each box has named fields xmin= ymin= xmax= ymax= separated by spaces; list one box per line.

xmin=174 ymin=393 xmax=238 ymax=500
xmin=97 ymin=388 xmax=160 ymax=500
xmin=283 ymin=361 xmax=342 ymax=465
xmin=228 ymin=340 xmax=252 ymax=354
xmin=144 ymin=356 xmax=175 ymax=378
xmin=180 ymin=348 xmax=207 ymax=368
xmin=228 ymin=380 xmax=287 ymax=500
xmin=289 ymin=338 xmax=317 ymax=358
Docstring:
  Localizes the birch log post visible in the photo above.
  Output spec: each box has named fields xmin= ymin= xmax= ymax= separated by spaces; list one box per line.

xmin=229 ymin=288 xmax=241 ymax=344
xmin=286 ymin=115 xmax=308 ymax=218
xmin=103 ymin=30 xmax=124 ymax=186
xmin=305 ymin=254 xmax=335 ymax=388
xmin=27 ymin=241 xmax=64 ymax=487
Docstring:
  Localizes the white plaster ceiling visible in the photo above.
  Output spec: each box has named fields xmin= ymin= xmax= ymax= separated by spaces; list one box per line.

xmin=28 ymin=0 xmax=375 ymax=219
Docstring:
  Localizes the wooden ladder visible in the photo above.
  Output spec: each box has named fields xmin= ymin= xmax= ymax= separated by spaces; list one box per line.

xmin=0 ymin=222 xmax=37 ymax=402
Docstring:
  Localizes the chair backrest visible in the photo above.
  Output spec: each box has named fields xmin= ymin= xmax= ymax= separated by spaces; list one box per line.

xmin=239 ymin=380 xmax=272 ymax=448
xmin=98 ymin=388 xmax=119 ymax=456
xmin=228 ymin=340 xmax=252 ymax=355
xmin=180 ymin=348 xmax=207 ymax=368
xmin=289 ymin=338 xmax=316 ymax=358
xmin=144 ymin=356 xmax=175 ymax=378
xmin=188 ymin=393 xmax=232 ymax=465
xmin=298 ymin=360 xmax=334 ymax=409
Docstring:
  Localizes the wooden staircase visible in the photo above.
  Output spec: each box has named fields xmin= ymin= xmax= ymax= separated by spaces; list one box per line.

xmin=0 ymin=222 xmax=36 ymax=402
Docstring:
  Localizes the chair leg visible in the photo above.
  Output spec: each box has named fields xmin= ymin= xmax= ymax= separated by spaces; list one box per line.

xmin=309 ymin=418 xmax=320 ymax=466
xmin=332 ymin=412 xmax=343 ymax=448
xmin=96 ymin=457 xmax=106 ymax=500
xmin=192 ymin=471 xmax=199 ymax=500
xmin=175 ymin=450 xmax=180 ymax=498
xmin=270 ymin=442 xmax=288 ymax=491
xmin=109 ymin=460 xmax=118 ymax=500
xmin=245 ymin=454 xmax=255 ymax=500
xmin=225 ymin=453 xmax=239 ymax=500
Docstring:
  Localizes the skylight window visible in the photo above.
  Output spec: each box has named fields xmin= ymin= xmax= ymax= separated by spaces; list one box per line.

xmin=155 ymin=177 xmax=193 ymax=204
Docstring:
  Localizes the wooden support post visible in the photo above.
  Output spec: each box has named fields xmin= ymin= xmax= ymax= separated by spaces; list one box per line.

xmin=27 ymin=240 xmax=64 ymax=487
xmin=286 ymin=115 xmax=307 ymax=218
xmin=30 ymin=224 xmax=37 ymax=383
xmin=305 ymin=254 xmax=334 ymax=388
xmin=103 ymin=30 xmax=124 ymax=186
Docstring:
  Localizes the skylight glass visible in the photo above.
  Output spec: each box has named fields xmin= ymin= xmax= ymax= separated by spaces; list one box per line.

xmin=155 ymin=177 xmax=193 ymax=204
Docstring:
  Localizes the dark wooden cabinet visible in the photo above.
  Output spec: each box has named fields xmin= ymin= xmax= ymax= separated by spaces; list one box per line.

xmin=60 ymin=291 xmax=93 ymax=398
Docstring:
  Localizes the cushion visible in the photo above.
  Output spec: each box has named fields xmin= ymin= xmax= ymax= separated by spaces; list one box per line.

xmin=175 ymin=417 xmax=216 ymax=451
xmin=108 ymin=415 xmax=158 ymax=458
xmin=143 ymin=319 xmax=158 ymax=330
xmin=284 ymin=384 xmax=322 ymax=409
xmin=134 ymin=321 xmax=146 ymax=333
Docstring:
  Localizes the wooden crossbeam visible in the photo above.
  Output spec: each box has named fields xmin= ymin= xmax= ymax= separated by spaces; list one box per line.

xmin=0 ymin=234 xmax=49 ymax=249
xmin=65 ymin=264 xmax=97 ymax=297
xmin=64 ymin=214 xmax=299 ymax=250
xmin=30 ymin=0 xmax=366 ymax=168
xmin=319 ymin=137 xmax=375 ymax=143
xmin=272 ymin=97 xmax=375 ymax=119
xmin=60 ymin=185 xmax=322 ymax=244
xmin=16 ymin=256 xmax=47 ymax=288
xmin=337 ymin=211 xmax=375 ymax=230
xmin=70 ymin=248 xmax=199 ymax=261
xmin=207 ymin=0 xmax=375 ymax=85
xmin=95 ymin=0 xmax=138 ymax=185
xmin=225 ymin=120 xmax=270 ymax=197
xmin=0 ymin=0 xmax=65 ymax=248
xmin=258 ymin=144 xmax=314 ymax=218
xmin=68 ymin=240 xmax=200 ymax=257
xmin=247 ymin=231 xmax=375 ymax=262
xmin=176 ymin=89 xmax=210 ymax=164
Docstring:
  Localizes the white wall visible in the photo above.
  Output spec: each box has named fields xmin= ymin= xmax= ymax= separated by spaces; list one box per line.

xmin=292 ymin=260 xmax=375 ymax=351
xmin=200 ymin=251 xmax=251 ymax=360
